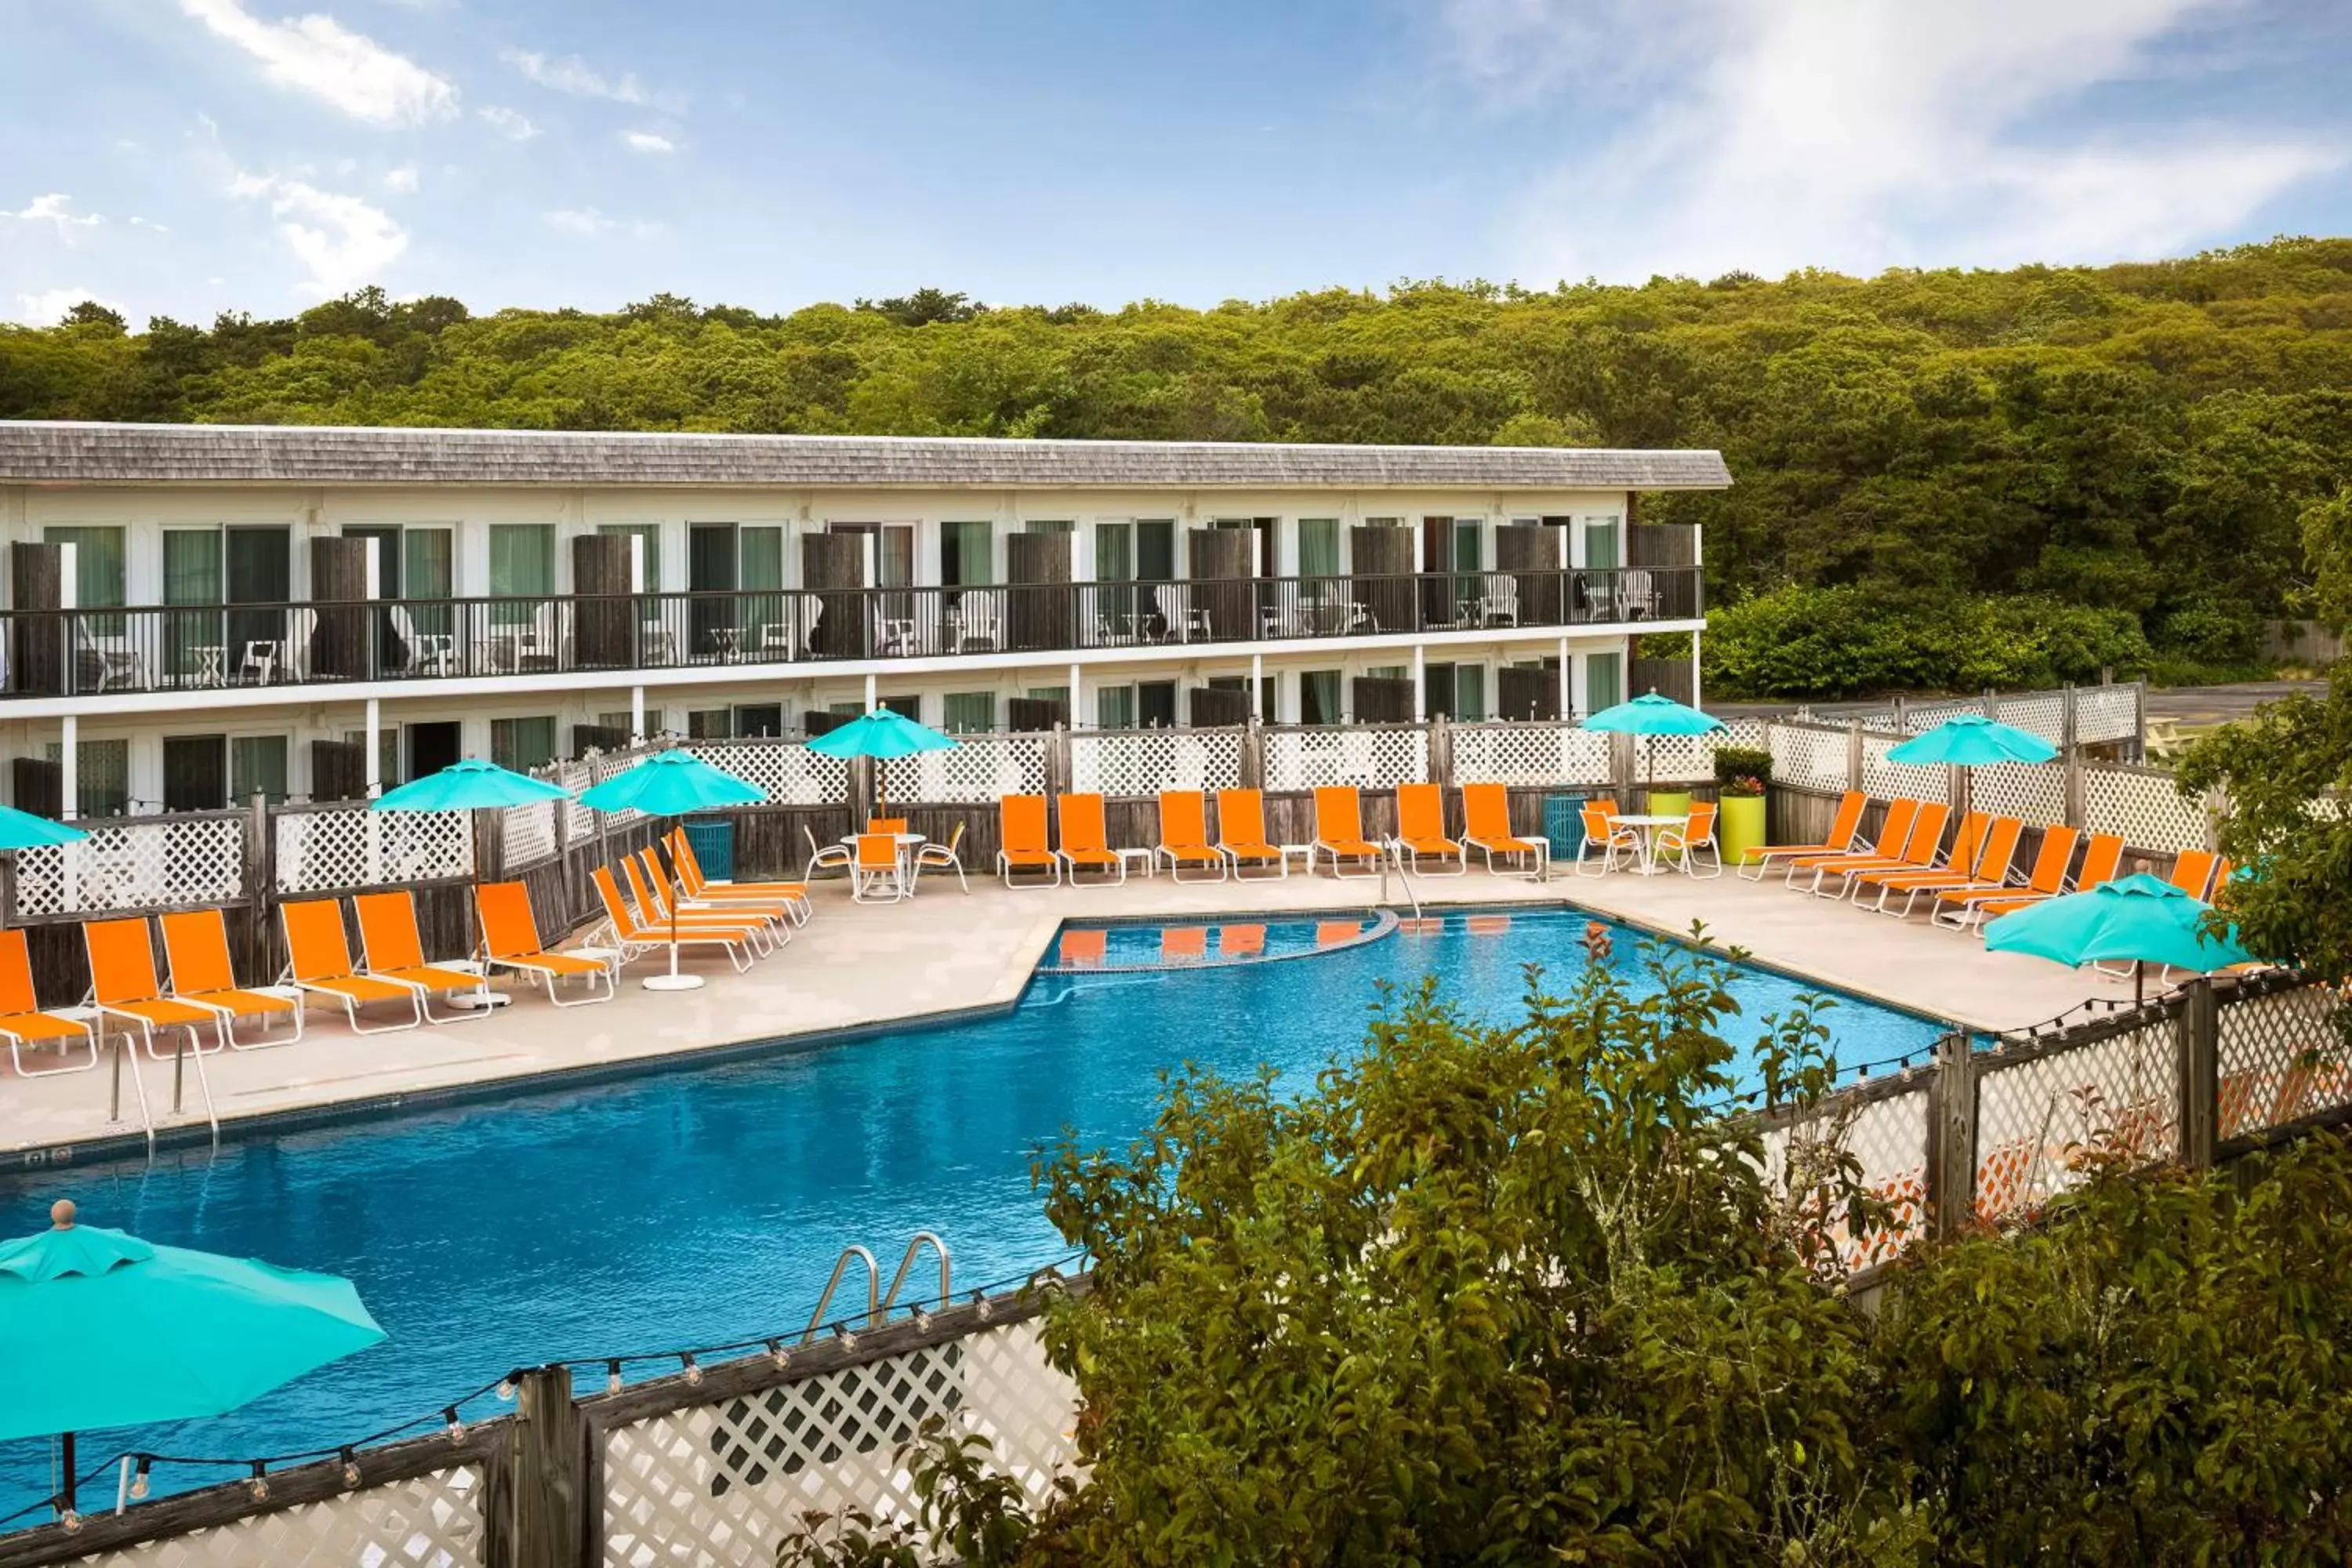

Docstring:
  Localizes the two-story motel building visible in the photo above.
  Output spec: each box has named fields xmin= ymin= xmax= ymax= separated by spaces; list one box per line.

xmin=0 ymin=422 xmax=1727 ymax=816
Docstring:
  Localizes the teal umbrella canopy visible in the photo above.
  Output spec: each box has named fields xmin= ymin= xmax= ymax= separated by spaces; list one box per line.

xmin=369 ymin=758 xmax=572 ymax=812
xmin=0 ymin=804 xmax=85 ymax=851
xmin=1985 ymin=873 xmax=2253 ymax=973
xmin=1887 ymin=713 xmax=2060 ymax=766
xmin=1581 ymin=692 xmax=1726 ymax=736
xmin=804 ymin=706 xmax=958 ymax=760
xmin=0 ymin=1202 xmax=384 ymax=1443
xmin=579 ymin=750 xmax=765 ymax=815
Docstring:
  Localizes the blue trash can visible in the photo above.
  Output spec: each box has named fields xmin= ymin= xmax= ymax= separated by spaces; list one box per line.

xmin=1542 ymin=793 xmax=1588 ymax=859
xmin=684 ymin=816 xmax=735 ymax=881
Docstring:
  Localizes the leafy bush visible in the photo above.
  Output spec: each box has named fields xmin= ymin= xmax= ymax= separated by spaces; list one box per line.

xmin=1712 ymin=743 xmax=1773 ymax=795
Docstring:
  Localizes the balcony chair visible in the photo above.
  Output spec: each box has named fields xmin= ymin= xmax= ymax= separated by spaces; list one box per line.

xmin=1154 ymin=583 xmax=1210 ymax=642
xmin=954 ymin=593 xmax=1003 ymax=654
xmin=1616 ymin=568 xmax=1659 ymax=621
xmin=387 ymin=603 xmax=452 ymax=676
xmin=74 ymin=620 xmax=149 ymax=692
xmin=1480 ymin=574 xmax=1520 ymax=626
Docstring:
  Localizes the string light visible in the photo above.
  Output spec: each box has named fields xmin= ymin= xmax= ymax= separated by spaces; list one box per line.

xmin=340 ymin=1450 xmax=360 ymax=1489
xmin=680 ymin=1354 xmax=702 ymax=1387
xmin=607 ymin=1360 xmax=624 ymax=1395
xmin=246 ymin=1462 xmax=269 ymax=1501
xmin=444 ymin=1409 xmax=465 ymax=1443
xmin=766 ymin=1338 xmax=789 ymax=1370
xmin=495 ymin=1377 xmax=516 ymax=1402
xmin=129 ymin=1457 xmax=151 ymax=1501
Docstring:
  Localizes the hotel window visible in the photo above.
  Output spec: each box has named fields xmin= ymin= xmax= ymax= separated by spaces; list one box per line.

xmin=1584 ymin=650 xmax=1623 ymax=716
xmin=1582 ymin=518 xmax=1621 ymax=570
xmin=161 ymin=526 xmax=292 ymax=682
xmin=735 ymin=703 xmax=785 ymax=739
xmin=1095 ymin=684 xmax=1136 ymax=731
xmin=598 ymin=708 xmax=662 ymax=739
xmin=162 ymin=735 xmax=227 ymax=811
xmin=490 ymin=715 xmax=557 ymax=772
xmin=43 ymin=737 xmax=129 ymax=818
xmin=44 ymin=525 xmax=126 ymax=637
xmin=488 ymin=526 xmax=555 ymax=632
xmin=1022 ymin=520 xmax=1075 ymax=535
xmin=1298 ymin=518 xmax=1341 ymax=580
xmin=1454 ymin=665 xmax=1487 ymax=722
xmin=1300 ymin=670 xmax=1344 ymax=725
xmin=597 ymin=524 xmax=662 ymax=590
xmin=940 ymin=521 xmax=993 ymax=586
xmin=1138 ymin=680 xmax=1177 ymax=728
xmin=231 ymin=735 xmax=289 ymax=805
xmin=942 ymin=691 xmax=996 ymax=733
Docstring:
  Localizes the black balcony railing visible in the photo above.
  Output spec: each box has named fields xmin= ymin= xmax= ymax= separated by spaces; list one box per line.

xmin=0 ymin=567 xmax=1700 ymax=699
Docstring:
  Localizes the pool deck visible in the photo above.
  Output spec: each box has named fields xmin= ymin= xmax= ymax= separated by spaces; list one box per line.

xmin=0 ymin=864 xmax=2138 ymax=1161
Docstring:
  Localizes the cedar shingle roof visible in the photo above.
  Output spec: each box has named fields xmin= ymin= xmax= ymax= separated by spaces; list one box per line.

xmin=0 ymin=421 xmax=1733 ymax=492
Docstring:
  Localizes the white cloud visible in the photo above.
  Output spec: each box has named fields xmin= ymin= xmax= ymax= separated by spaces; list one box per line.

xmin=477 ymin=104 xmax=539 ymax=140
xmin=620 ymin=129 xmax=674 ymax=154
xmin=129 ymin=216 xmax=172 ymax=233
xmin=384 ymin=162 xmax=419 ymax=192
xmin=503 ymin=48 xmax=683 ymax=111
xmin=177 ymin=0 xmax=459 ymax=125
xmin=544 ymin=206 xmax=662 ymax=238
xmin=230 ymin=170 xmax=408 ymax=296
xmin=1449 ymin=0 xmax=2341 ymax=281
xmin=6 ymin=194 xmax=105 ymax=241
xmin=16 ymin=287 xmax=125 ymax=326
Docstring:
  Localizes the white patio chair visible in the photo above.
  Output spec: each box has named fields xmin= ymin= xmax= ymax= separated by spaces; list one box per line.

xmin=1617 ymin=569 xmax=1658 ymax=621
xmin=74 ymin=621 xmax=147 ymax=691
xmin=1261 ymin=581 xmax=1306 ymax=638
xmin=1155 ymin=583 xmax=1210 ymax=641
xmin=1483 ymin=574 xmax=1519 ymax=626
xmin=803 ymin=823 xmax=852 ymax=880
xmin=955 ymin=593 xmax=1002 ymax=652
xmin=913 ymin=822 xmax=969 ymax=893
xmin=387 ymin=603 xmax=452 ymax=676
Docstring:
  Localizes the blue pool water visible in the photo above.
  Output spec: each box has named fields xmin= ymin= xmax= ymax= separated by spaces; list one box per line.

xmin=0 ymin=908 xmax=1941 ymax=1516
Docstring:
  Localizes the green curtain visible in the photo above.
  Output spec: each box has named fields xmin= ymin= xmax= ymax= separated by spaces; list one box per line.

xmin=490 ymin=715 xmax=557 ymax=771
xmin=942 ymin=521 xmax=993 ymax=586
xmin=230 ymin=735 xmax=289 ymax=804
xmin=1298 ymin=518 xmax=1341 ymax=579
xmin=1585 ymin=651 xmax=1623 ymax=715
xmin=1454 ymin=665 xmax=1488 ymax=722
xmin=1301 ymin=670 xmax=1343 ymax=724
xmin=1583 ymin=520 xmax=1621 ymax=570
xmin=942 ymin=691 xmax=996 ymax=732
xmin=597 ymin=524 xmax=662 ymax=591
xmin=162 ymin=530 xmax=222 ymax=680
xmin=405 ymin=528 xmax=455 ymax=640
xmin=488 ymin=525 xmax=554 ymax=630
xmin=1096 ymin=684 xmax=1137 ymax=729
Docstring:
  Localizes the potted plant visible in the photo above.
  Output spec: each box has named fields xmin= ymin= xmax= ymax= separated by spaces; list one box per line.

xmin=1712 ymin=746 xmax=1773 ymax=869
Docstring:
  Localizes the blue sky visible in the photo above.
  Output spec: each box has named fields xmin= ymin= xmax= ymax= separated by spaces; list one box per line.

xmin=2 ymin=0 xmax=2349 ymax=325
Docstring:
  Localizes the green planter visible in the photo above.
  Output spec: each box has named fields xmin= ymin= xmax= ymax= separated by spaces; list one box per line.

xmin=1644 ymin=789 xmax=1692 ymax=862
xmin=1719 ymin=793 xmax=1767 ymax=868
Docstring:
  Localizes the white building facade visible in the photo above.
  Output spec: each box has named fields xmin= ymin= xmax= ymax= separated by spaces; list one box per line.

xmin=0 ymin=423 xmax=1726 ymax=815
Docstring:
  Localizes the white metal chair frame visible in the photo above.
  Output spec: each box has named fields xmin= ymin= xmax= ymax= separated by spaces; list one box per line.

xmin=1574 ymin=811 xmax=1641 ymax=877
xmin=804 ymin=823 xmax=853 ymax=880
xmin=1657 ymin=808 xmax=1723 ymax=878
xmin=915 ymin=822 xmax=971 ymax=893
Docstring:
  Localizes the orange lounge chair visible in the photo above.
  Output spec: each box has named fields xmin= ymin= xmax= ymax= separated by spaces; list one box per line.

xmin=1573 ymin=800 xmax=1639 ymax=877
xmin=353 ymin=891 xmax=499 ymax=1022
xmin=665 ymin=827 xmax=811 ymax=924
xmin=279 ymin=898 xmax=423 ymax=1034
xmin=594 ymin=866 xmax=762 ymax=972
xmin=1740 ymin=789 xmax=1867 ymax=882
xmin=850 ymin=833 xmax=909 ymax=903
xmin=160 ymin=909 xmax=302 ymax=1048
xmin=1463 ymin=782 xmax=1546 ymax=875
xmin=1310 ymin=787 xmax=1382 ymax=878
xmin=1055 ymin=793 xmax=1125 ymax=885
xmin=1156 ymin=792 xmax=1226 ymax=883
xmin=1932 ymin=825 xmax=2078 ymax=931
xmin=632 ymin=851 xmax=783 ymax=948
xmin=1869 ymin=816 xmax=2024 ymax=917
xmin=1656 ymin=800 xmax=1722 ymax=878
xmin=0 ymin=927 xmax=95 ymax=1076
xmin=1391 ymin=783 xmax=1464 ymax=876
xmin=1970 ymin=833 xmax=2127 ymax=924
xmin=474 ymin=880 xmax=615 ymax=1006
xmin=996 ymin=794 xmax=1061 ymax=888
xmin=1809 ymin=802 xmax=1951 ymax=900
xmin=1788 ymin=799 xmax=1920 ymax=895
xmin=1848 ymin=811 xmax=1985 ymax=906
xmin=1215 ymin=789 xmax=1287 ymax=880
xmin=86 ymin=918 xmax=225 ymax=1062
xmin=2168 ymin=848 xmax=2221 ymax=900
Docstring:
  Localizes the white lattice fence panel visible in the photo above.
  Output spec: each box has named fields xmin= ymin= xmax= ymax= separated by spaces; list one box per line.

xmin=1974 ymin=1018 xmax=2180 ymax=1226
xmin=2217 ymin=983 xmax=2352 ymax=1141
xmin=1762 ymin=1082 xmax=1933 ymax=1272
xmin=691 ymin=742 xmax=848 ymax=807
xmin=545 ymin=760 xmax=597 ymax=844
xmin=500 ymin=801 xmax=561 ymax=869
xmin=1265 ymin=727 xmax=1428 ymax=789
xmin=1994 ymin=692 xmax=2066 ymax=744
xmin=601 ymin=1322 xmax=1076 ymax=1568
xmin=63 ymin=1466 xmax=485 ymax=1568
xmin=1860 ymin=734 xmax=1946 ymax=804
xmin=2075 ymin=685 xmax=2141 ymax=744
xmin=274 ymin=808 xmax=474 ymax=894
xmin=897 ymin=735 xmax=1050 ymax=803
xmin=1070 ymin=729 xmax=1243 ymax=795
xmin=1448 ymin=724 xmax=1612 ymax=786
xmin=1968 ymin=761 xmax=2066 ymax=826
xmin=2082 ymin=765 xmax=2209 ymax=855
xmin=13 ymin=818 xmax=245 ymax=918
xmin=1768 ymin=724 xmax=1851 ymax=794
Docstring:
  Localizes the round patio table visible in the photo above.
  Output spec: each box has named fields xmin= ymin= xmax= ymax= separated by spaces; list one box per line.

xmin=840 ymin=832 xmax=927 ymax=895
xmin=1610 ymin=813 xmax=1689 ymax=877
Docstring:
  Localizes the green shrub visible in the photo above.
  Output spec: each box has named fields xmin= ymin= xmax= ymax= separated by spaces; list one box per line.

xmin=1712 ymin=744 xmax=1773 ymax=795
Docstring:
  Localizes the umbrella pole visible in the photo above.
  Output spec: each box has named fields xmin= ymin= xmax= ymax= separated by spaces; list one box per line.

xmin=445 ymin=811 xmax=504 ymax=1010
xmin=58 ymin=1429 xmax=74 ymax=1519
xmin=644 ymin=814 xmax=704 ymax=991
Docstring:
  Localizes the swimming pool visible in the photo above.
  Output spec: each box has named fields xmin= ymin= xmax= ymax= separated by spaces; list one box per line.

xmin=0 ymin=906 xmax=1944 ymax=1515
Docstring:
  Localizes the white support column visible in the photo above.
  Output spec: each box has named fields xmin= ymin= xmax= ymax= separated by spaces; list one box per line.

xmin=1250 ymin=652 xmax=1263 ymax=720
xmin=1558 ymin=636 xmax=1572 ymax=720
xmin=1413 ymin=644 xmax=1427 ymax=722
xmin=864 ymin=672 xmax=878 ymax=713
xmin=1690 ymin=628 xmax=1704 ymax=712
xmin=1069 ymin=662 xmax=1082 ymax=728
xmin=364 ymin=698 xmax=383 ymax=797
xmin=59 ymin=716 xmax=77 ymax=821
xmin=630 ymin=684 xmax=646 ymax=740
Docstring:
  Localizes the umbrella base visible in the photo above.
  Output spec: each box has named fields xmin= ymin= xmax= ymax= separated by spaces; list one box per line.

xmin=642 ymin=973 xmax=706 ymax=992
xmin=442 ymin=991 xmax=510 ymax=1011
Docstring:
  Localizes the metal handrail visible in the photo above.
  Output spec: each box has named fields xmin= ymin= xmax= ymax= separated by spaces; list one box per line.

xmin=1381 ymin=840 xmax=1424 ymax=923
xmin=800 ymin=1244 xmax=880 ymax=1344
xmin=878 ymin=1232 xmax=952 ymax=1318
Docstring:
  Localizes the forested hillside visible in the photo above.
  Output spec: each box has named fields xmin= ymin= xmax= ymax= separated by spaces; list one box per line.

xmin=8 ymin=238 xmax=2352 ymax=695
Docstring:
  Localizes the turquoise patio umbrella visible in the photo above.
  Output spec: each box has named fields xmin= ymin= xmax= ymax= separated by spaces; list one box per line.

xmin=0 ymin=805 xmax=86 ymax=851
xmin=580 ymin=751 xmax=765 ymax=993
xmin=372 ymin=760 xmax=573 ymax=1003
xmin=804 ymin=705 xmax=956 ymax=814
xmin=1985 ymin=872 xmax=2253 ymax=1002
xmin=1582 ymin=691 xmax=1726 ymax=793
xmin=1886 ymin=713 xmax=2059 ymax=767
xmin=1 ymin=1200 xmax=383 ymax=1516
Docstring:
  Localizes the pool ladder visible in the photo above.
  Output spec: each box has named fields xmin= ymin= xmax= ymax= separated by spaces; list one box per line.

xmin=107 ymin=1025 xmax=220 ymax=1156
xmin=800 ymin=1232 xmax=952 ymax=1343
xmin=1381 ymin=840 xmax=1424 ymax=924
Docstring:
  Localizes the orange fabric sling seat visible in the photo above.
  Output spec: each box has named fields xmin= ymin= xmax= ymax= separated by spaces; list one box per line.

xmin=0 ymin=928 xmax=96 ymax=1076
xmin=594 ymin=866 xmax=760 ymax=972
xmin=1740 ymin=790 xmax=1867 ymax=882
xmin=996 ymin=794 xmax=1061 ymax=887
xmin=1055 ymin=793 xmax=1125 ymax=884
xmin=352 ymin=891 xmax=498 ymax=1022
xmin=629 ymin=852 xmax=777 ymax=949
xmin=1155 ymin=792 xmax=1226 ymax=882
xmin=160 ymin=909 xmax=302 ymax=1047
xmin=1968 ymin=833 xmax=2125 ymax=923
xmin=474 ymin=880 xmax=615 ymax=1007
xmin=1310 ymin=787 xmax=1382 ymax=878
xmin=1214 ymin=789 xmax=1286 ymax=879
xmin=663 ymin=828 xmax=809 ymax=922
xmin=280 ymin=898 xmax=422 ymax=1034
xmin=85 ymin=917 xmax=229 ymax=1060
xmin=1392 ymin=783 xmax=1464 ymax=874
xmin=1463 ymin=783 xmax=1544 ymax=873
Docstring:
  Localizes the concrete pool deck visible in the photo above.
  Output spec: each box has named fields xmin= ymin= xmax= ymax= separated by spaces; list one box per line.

xmin=0 ymin=865 xmax=2139 ymax=1160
